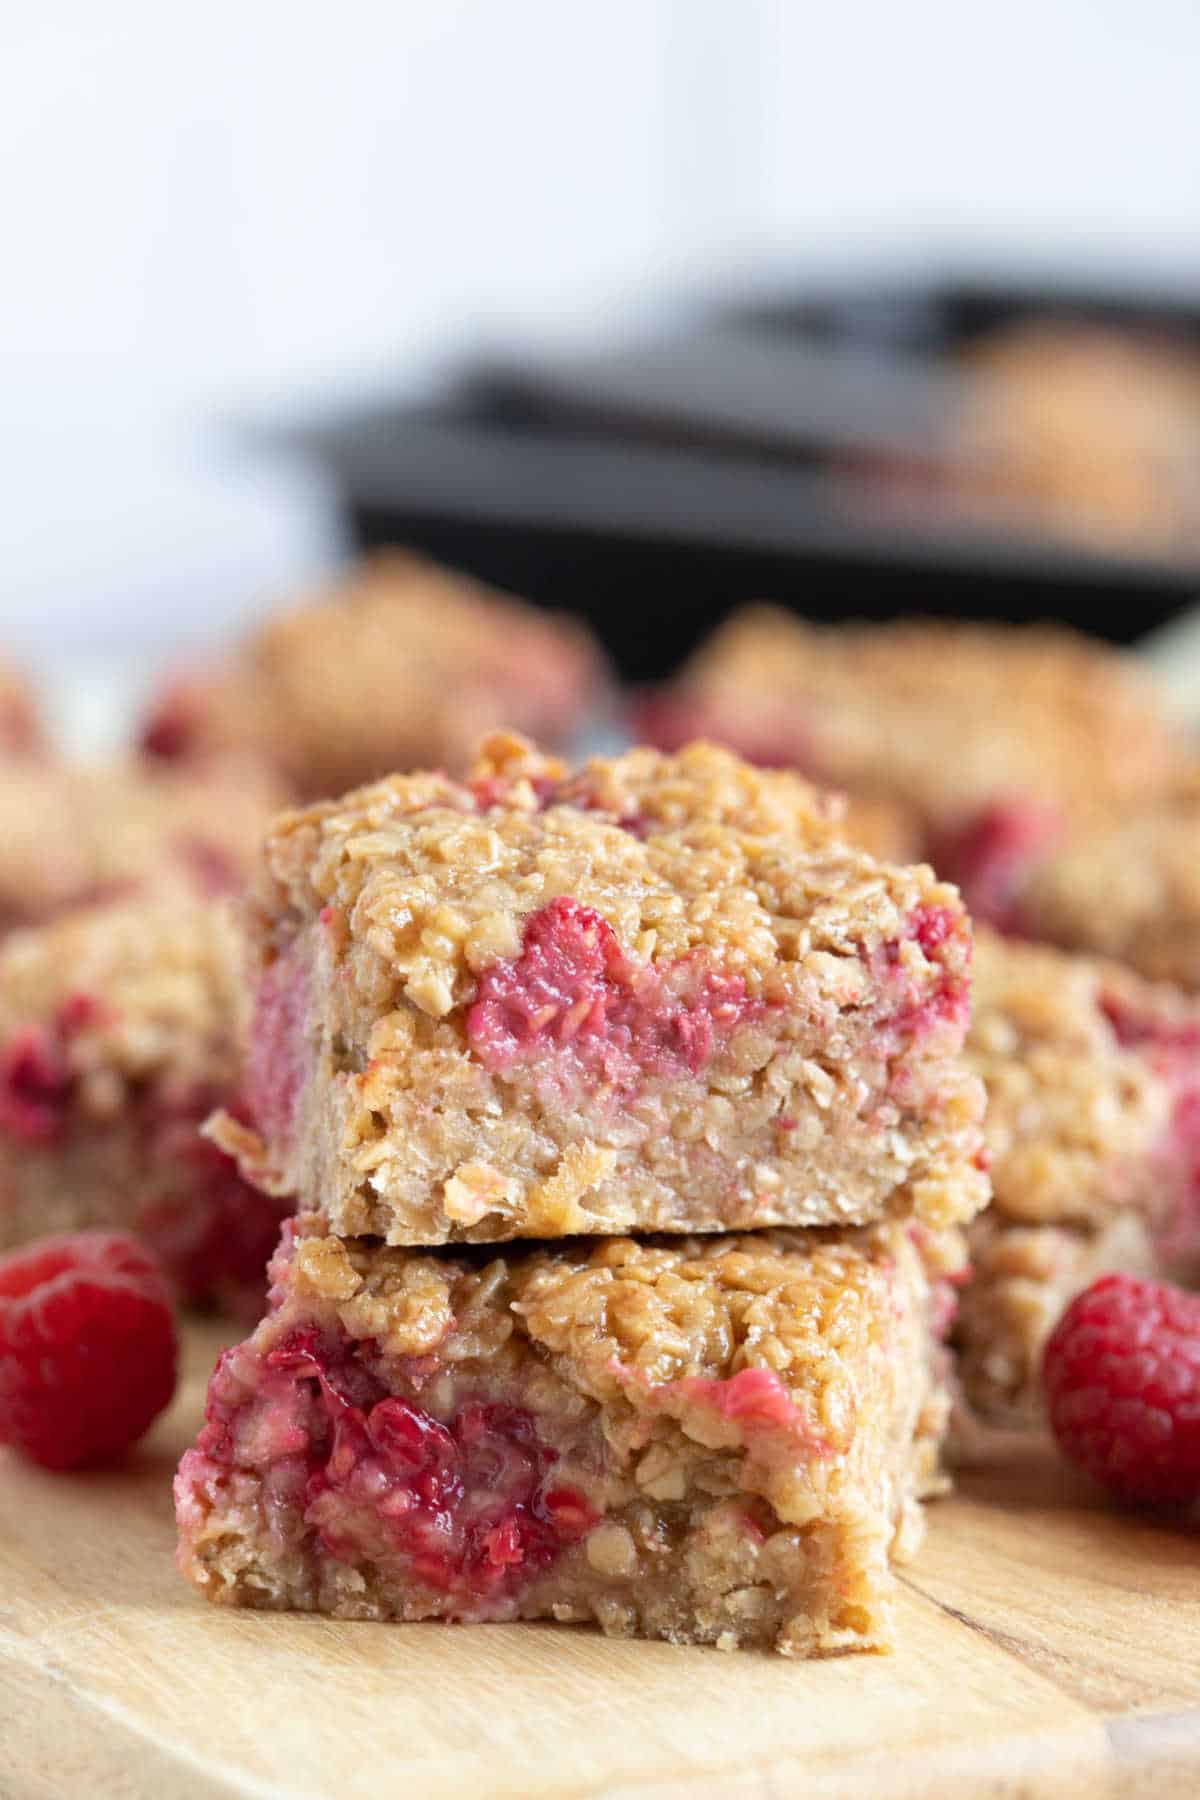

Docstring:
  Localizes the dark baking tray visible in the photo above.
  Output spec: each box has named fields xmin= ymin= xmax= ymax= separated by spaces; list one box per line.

xmin=720 ymin=262 xmax=1200 ymax=353
xmin=288 ymin=384 xmax=1197 ymax=683
xmin=469 ymin=328 xmax=958 ymax=467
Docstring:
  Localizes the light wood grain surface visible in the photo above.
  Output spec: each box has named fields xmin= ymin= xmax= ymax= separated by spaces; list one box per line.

xmin=1 ymin=1322 xmax=1198 ymax=1799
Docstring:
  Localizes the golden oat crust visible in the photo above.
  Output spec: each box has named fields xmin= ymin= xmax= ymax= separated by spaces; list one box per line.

xmin=0 ymin=897 xmax=247 ymax=1097
xmin=967 ymin=931 xmax=1171 ymax=1231
xmin=176 ymin=1219 xmax=961 ymax=1655
xmin=661 ymin=607 xmax=1178 ymax=832
xmin=143 ymin=552 xmax=606 ymax=795
xmin=232 ymin=737 xmax=988 ymax=1243
xmin=1021 ymin=774 xmax=1200 ymax=991
xmin=0 ymin=756 xmax=282 ymax=928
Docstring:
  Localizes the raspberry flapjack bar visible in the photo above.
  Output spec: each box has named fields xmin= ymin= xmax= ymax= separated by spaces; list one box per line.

xmin=954 ymin=930 xmax=1200 ymax=1425
xmin=176 ymin=1216 xmax=961 ymax=1655
xmin=141 ymin=551 xmax=608 ymax=797
xmin=1018 ymin=774 xmax=1200 ymax=992
xmin=0 ymin=756 xmax=284 ymax=932
xmin=638 ymin=609 xmax=1179 ymax=930
xmin=0 ymin=899 xmax=289 ymax=1309
xmin=220 ymin=736 xmax=988 ymax=1245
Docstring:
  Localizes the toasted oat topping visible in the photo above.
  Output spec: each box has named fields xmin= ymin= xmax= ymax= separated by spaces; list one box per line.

xmin=255 ymin=736 xmax=967 ymax=1022
xmin=0 ymin=757 xmax=283 ymax=925
xmin=142 ymin=553 xmax=606 ymax=792
xmin=1021 ymin=777 xmax=1200 ymax=991
xmin=967 ymin=931 xmax=1172 ymax=1227
xmin=289 ymin=1221 xmax=965 ymax=1417
xmin=0 ymin=898 xmax=247 ymax=1099
xmin=661 ymin=607 xmax=1178 ymax=829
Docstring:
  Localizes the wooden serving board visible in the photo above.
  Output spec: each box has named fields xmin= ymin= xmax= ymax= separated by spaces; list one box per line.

xmin=1 ymin=1323 xmax=1198 ymax=1799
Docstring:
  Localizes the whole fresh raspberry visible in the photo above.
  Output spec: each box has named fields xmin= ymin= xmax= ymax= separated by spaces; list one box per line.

xmin=1042 ymin=1273 xmax=1200 ymax=1505
xmin=0 ymin=1232 xmax=178 ymax=1470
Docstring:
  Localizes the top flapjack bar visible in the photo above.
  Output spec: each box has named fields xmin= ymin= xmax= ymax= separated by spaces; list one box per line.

xmin=219 ymin=736 xmax=988 ymax=1246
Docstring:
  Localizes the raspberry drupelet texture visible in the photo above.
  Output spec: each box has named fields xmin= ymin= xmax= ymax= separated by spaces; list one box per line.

xmin=175 ymin=1216 xmax=963 ymax=1655
xmin=217 ymin=734 xmax=988 ymax=1246
xmin=1043 ymin=1274 xmax=1200 ymax=1505
xmin=636 ymin=608 xmax=1181 ymax=927
xmin=0 ymin=756 xmax=284 ymax=933
xmin=953 ymin=930 xmax=1200 ymax=1429
xmin=0 ymin=1230 xmax=177 ymax=1468
xmin=0 ymin=899 xmax=289 ymax=1311
xmin=139 ymin=551 xmax=608 ymax=797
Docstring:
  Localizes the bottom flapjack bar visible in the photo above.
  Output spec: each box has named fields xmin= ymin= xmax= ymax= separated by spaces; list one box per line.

xmin=176 ymin=1218 xmax=961 ymax=1656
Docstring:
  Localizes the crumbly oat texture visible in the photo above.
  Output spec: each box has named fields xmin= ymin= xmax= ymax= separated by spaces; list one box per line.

xmin=640 ymin=607 xmax=1178 ymax=841
xmin=0 ymin=757 xmax=284 ymax=931
xmin=176 ymin=1217 xmax=961 ymax=1655
xmin=225 ymin=735 xmax=988 ymax=1245
xmin=140 ymin=551 xmax=608 ymax=796
xmin=953 ymin=930 xmax=1200 ymax=1425
xmin=1020 ymin=776 xmax=1200 ymax=992
xmin=955 ymin=1212 xmax=1157 ymax=1429
xmin=0 ymin=899 xmax=287 ymax=1309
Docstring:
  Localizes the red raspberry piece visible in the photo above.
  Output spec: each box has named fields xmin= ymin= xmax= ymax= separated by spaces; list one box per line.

xmin=1042 ymin=1273 xmax=1200 ymax=1505
xmin=0 ymin=1231 xmax=178 ymax=1469
xmin=140 ymin=683 xmax=201 ymax=761
xmin=931 ymin=800 xmax=1060 ymax=934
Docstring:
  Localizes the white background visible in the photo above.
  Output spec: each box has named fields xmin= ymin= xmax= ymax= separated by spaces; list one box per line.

xmin=2 ymin=1 xmax=1198 ymax=670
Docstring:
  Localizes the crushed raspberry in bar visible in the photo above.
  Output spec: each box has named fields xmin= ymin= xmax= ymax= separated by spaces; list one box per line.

xmin=0 ymin=994 xmax=100 ymax=1146
xmin=141 ymin=1104 xmax=290 ymax=1313
xmin=909 ymin=904 xmax=956 ymax=957
xmin=1159 ymin=1086 xmax=1200 ymax=1268
xmin=872 ymin=906 xmax=971 ymax=1052
xmin=0 ymin=1027 xmax=71 ymax=1144
xmin=1097 ymin=993 xmax=1200 ymax=1268
xmin=141 ymin=685 xmax=201 ymax=761
xmin=468 ymin=898 xmax=766 ymax=1091
xmin=191 ymin=1323 xmax=597 ymax=1608
xmin=247 ymin=944 xmax=312 ymax=1149
xmin=931 ymin=800 xmax=1061 ymax=933
xmin=1098 ymin=996 xmax=1200 ymax=1055
xmin=174 ymin=835 xmax=241 ymax=897
xmin=0 ymin=1230 xmax=177 ymax=1469
xmin=670 ymin=1368 xmax=824 ymax=1442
